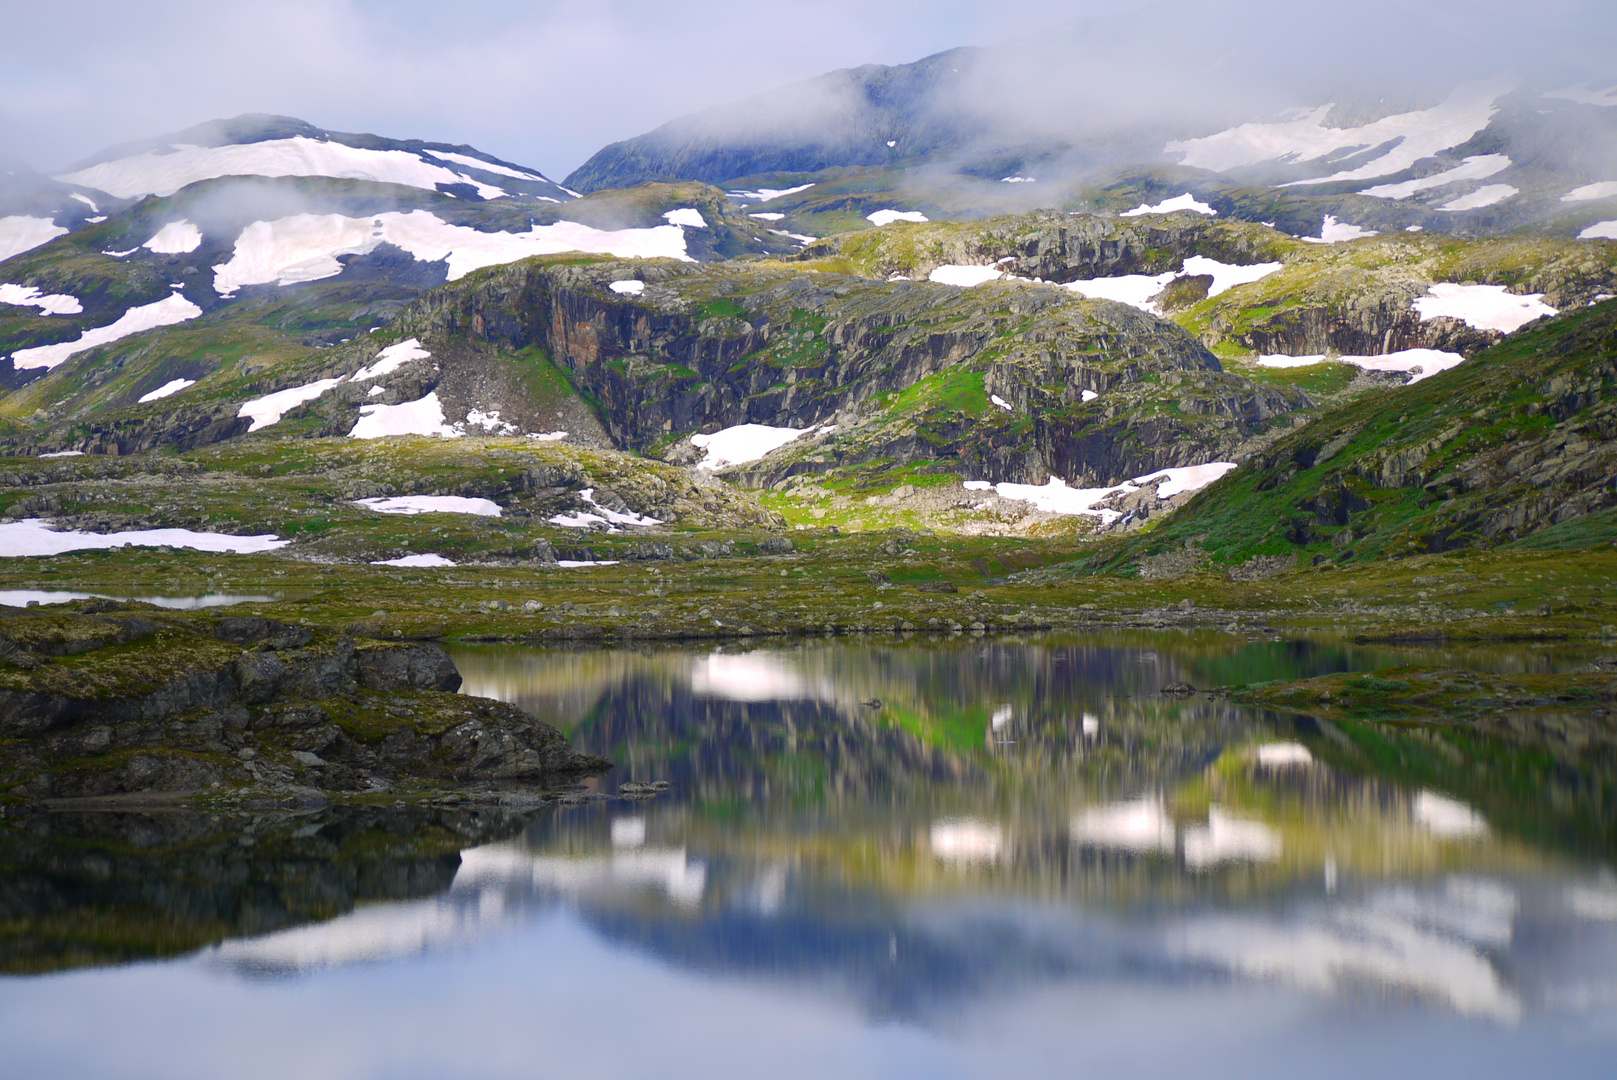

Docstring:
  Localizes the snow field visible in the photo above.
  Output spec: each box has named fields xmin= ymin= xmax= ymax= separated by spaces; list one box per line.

xmin=349 ymin=392 xmax=459 ymax=439
xmin=137 ymin=378 xmax=196 ymax=403
xmin=1359 ymin=155 xmax=1511 ymax=199
xmin=210 ymin=210 xmax=692 ymax=296
xmin=55 ymin=137 xmax=509 ymax=200
xmin=691 ymin=423 xmax=812 ymax=470
xmin=9 ymin=292 xmax=202 ymax=370
xmin=1564 ymin=182 xmax=1617 ymax=202
xmin=609 ymin=280 xmax=645 ymax=295
xmin=1119 ymin=192 xmax=1215 ymax=217
xmin=1414 ymin=283 xmax=1555 ymax=333
xmin=0 ymin=283 xmax=82 ymax=316
xmin=143 ymin=220 xmax=202 ymax=254
xmin=354 ymin=496 xmax=502 ymax=517
xmin=1581 ymin=221 xmax=1617 ymax=240
xmin=0 ymin=518 xmax=287 ymax=557
xmin=0 ymin=216 xmax=68 ymax=262
xmin=866 ymin=210 xmax=928 ymax=226
xmin=1437 ymin=185 xmax=1517 ymax=212
xmin=547 ymin=488 xmax=663 ymax=530
xmin=1170 ymin=83 xmax=1503 ymax=184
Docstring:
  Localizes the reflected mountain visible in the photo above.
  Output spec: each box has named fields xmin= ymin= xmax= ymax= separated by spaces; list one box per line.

xmin=6 ymin=635 xmax=1617 ymax=1035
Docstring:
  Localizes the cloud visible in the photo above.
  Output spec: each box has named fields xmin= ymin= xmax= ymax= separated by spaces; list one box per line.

xmin=0 ymin=0 xmax=1608 ymax=182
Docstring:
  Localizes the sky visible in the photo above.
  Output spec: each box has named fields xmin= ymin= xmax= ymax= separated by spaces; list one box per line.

xmin=1 ymin=0 xmax=1611 ymax=180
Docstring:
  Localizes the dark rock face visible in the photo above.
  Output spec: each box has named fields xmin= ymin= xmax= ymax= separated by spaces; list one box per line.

xmin=0 ymin=607 xmax=608 ymax=800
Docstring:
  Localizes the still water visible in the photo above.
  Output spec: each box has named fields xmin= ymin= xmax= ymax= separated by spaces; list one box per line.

xmin=2 ymin=633 xmax=1614 ymax=1079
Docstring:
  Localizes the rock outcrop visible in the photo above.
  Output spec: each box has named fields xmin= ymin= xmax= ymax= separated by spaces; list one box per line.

xmin=0 ymin=602 xmax=609 ymax=800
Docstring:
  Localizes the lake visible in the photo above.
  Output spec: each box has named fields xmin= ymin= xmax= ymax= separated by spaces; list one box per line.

xmin=2 ymin=632 xmax=1613 ymax=1079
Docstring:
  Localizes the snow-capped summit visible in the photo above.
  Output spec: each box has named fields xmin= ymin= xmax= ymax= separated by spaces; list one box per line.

xmin=54 ymin=114 xmax=575 ymax=205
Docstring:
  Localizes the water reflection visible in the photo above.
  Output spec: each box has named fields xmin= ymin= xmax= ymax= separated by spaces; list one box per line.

xmin=3 ymin=634 xmax=1615 ymax=1077
xmin=0 ymin=589 xmax=293 ymax=609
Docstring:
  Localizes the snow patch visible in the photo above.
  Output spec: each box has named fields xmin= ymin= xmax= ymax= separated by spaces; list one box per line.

xmin=691 ymin=423 xmax=812 ymax=470
xmin=1120 ymin=192 xmax=1215 ymax=217
xmin=727 ymin=183 xmax=813 ymax=202
xmin=1133 ymin=462 xmax=1239 ymax=498
xmin=990 ymin=394 xmax=1013 ymax=411
xmin=1169 ymin=83 xmax=1504 ymax=184
xmin=1545 ymin=84 xmax=1617 ymax=108
xmin=973 ymin=462 xmax=1237 ymax=521
xmin=1080 ymin=389 xmax=1099 ymax=402
xmin=9 ymin=292 xmax=202 ymax=370
xmin=609 ymin=280 xmax=645 ymax=295
xmin=423 ymin=150 xmax=545 ymax=182
xmin=1300 ymin=215 xmax=1377 ymax=243
xmin=547 ymin=488 xmax=663 ymax=530
xmin=68 ymin=193 xmax=99 ymax=212
xmin=1437 ymin=184 xmax=1517 ymax=212
xmin=867 ymin=209 xmax=928 ymax=226
xmin=557 ymin=560 xmax=618 ymax=568
xmin=1359 ymin=155 xmax=1511 ymax=199
xmin=210 ymin=210 xmax=691 ymax=296
xmin=663 ymin=208 xmax=707 ymax=228
xmin=0 ymin=215 xmax=68 ymax=261
xmin=1581 ymin=221 xmax=1617 ymax=240
xmin=354 ymin=495 xmax=501 ymax=517
xmin=372 ymin=553 xmax=457 ymax=568
xmin=0 ymin=283 xmax=82 ymax=316
xmin=1414 ymin=283 xmax=1555 ymax=333
xmin=56 ymin=137 xmax=511 ymax=200
xmin=137 ymin=378 xmax=196 ymax=403
xmin=1183 ymin=255 xmax=1282 ymax=297
xmin=1563 ymin=181 xmax=1617 ymax=202
xmin=460 ymin=409 xmax=516 ymax=435
xmin=237 ymin=377 xmax=344 ymax=432
xmin=1258 ymin=349 xmax=1465 ymax=383
xmin=38 ymin=451 xmax=83 ymax=458
xmin=929 ymin=264 xmax=1004 ymax=287
xmin=748 ymin=212 xmax=785 ymax=221
xmin=1063 ymin=273 xmax=1171 ymax=312
xmin=1000 ymin=176 xmax=1036 ymax=184
xmin=351 ymin=337 xmax=428 ymax=381
xmin=0 ymin=518 xmax=287 ymax=557
xmin=143 ymin=220 xmax=202 ymax=254
xmin=349 ymin=391 xmax=460 ymax=440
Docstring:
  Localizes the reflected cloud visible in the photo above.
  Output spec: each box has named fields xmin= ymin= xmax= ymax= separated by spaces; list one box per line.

xmin=1175 ymin=880 xmax=1523 ymax=1023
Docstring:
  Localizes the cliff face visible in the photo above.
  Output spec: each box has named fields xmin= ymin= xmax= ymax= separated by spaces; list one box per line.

xmin=402 ymin=256 xmax=1308 ymax=486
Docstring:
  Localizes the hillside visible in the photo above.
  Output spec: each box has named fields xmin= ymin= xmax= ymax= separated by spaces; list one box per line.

xmin=1080 ymin=297 xmax=1617 ymax=573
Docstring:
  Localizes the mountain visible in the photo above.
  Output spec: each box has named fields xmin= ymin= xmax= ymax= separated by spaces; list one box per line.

xmin=0 ymin=116 xmax=800 ymax=399
xmin=566 ymin=44 xmax=1617 ymax=245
